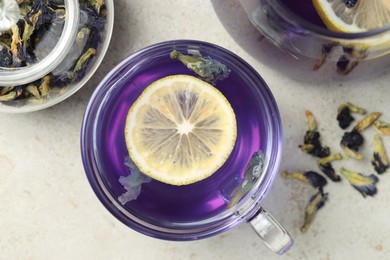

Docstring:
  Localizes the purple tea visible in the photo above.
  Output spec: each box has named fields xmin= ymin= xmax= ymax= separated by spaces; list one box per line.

xmin=92 ymin=48 xmax=276 ymax=228
xmin=278 ymin=0 xmax=326 ymax=28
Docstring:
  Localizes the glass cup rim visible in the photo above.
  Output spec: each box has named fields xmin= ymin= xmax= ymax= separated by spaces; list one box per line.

xmin=272 ymin=0 xmax=390 ymax=40
xmin=80 ymin=39 xmax=283 ymax=240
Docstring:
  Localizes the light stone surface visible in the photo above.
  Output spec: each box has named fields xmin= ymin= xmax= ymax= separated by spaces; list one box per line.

xmin=1 ymin=1 xmax=390 ymax=259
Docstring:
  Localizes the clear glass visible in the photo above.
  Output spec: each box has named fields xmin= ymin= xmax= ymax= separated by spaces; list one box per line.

xmin=80 ymin=40 xmax=293 ymax=254
xmin=0 ymin=0 xmax=114 ymax=112
xmin=237 ymin=0 xmax=390 ymax=82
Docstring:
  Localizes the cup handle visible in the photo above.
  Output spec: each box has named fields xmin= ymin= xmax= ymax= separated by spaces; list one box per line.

xmin=248 ymin=207 xmax=294 ymax=255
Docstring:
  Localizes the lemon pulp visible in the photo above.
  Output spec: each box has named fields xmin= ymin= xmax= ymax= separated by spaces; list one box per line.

xmin=124 ymin=75 xmax=237 ymax=186
xmin=313 ymin=0 xmax=390 ymax=32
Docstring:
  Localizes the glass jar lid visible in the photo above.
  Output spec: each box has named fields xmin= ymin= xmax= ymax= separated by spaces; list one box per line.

xmin=0 ymin=0 xmax=79 ymax=86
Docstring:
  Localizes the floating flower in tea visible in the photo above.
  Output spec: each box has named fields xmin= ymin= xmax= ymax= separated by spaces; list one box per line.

xmin=228 ymin=151 xmax=265 ymax=208
xmin=118 ymin=156 xmax=152 ymax=205
xmin=170 ymin=50 xmax=231 ymax=84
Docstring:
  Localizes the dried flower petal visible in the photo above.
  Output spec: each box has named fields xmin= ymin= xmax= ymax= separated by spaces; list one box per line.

xmin=0 ymin=45 xmax=12 ymax=67
xmin=336 ymin=102 xmax=366 ymax=129
xmin=337 ymin=55 xmax=358 ymax=75
xmin=353 ymin=112 xmax=381 ymax=132
xmin=38 ymin=76 xmax=51 ymax=97
xmin=10 ymin=24 xmax=24 ymax=67
xmin=72 ymin=47 xmax=96 ymax=81
xmin=313 ymin=43 xmax=337 ymax=70
xmin=339 ymin=167 xmax=379 ymax=197
xmin=170 ymin=50 xmax=230 ymax=84
xmin=299 ymin=111 xmax=330 ymax=158
xmin=317 ymin=153 xmax=343 ymax=182
xmin=300 ymin=188 xmax=328 ymax=233
xmin=373 ymin=121 xmax=390 ymax=136
xmin=118 ymin=156 xmax=151 ymax=205
xmin=0 ymin=87 xmax=23 ymax=101
xmin=340 ymin=130 xmax=364 ymax=160
xmin=371 ymin=134 xmax=389 ymax=174
xmin=282 ymin=171 xmax=327 ymax=188
xmin=26 ymin=84 xmax=41 ymax=100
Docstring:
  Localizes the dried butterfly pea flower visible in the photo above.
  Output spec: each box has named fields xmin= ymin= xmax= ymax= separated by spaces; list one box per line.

xmin=72 ymin=47 xmax=96 ymax=81
xmin=300 ymin=188 xmax=328 ymax=233
xmin=313 ymin=43 xmax=337 ymax=70
xmin=0 ymin=87 xmax=24 ymax=101
xmin=0 ymin=45 xmax=12 ymax=67
xmin=299 ymin=110 xmax=330 ymax=158
xmin=339 ymin=167 xmax=379 ymax=198
xmin=228 ymin=151 xmax=265 ymax=208
xmin=341 ymin=112 xmax=381 ymax=160
xmin=282 ymin=171 xmax=327 ymax=188
xmin=0 ymin=87 xmax=14 ymax=96
xmin=317 ymin=153 xmax=343 ymax=182
xmin=170 ymin=50 xmax=230 ymax=84
xmin=373 ymin=121 xmax=390 ymax=136
xmin=340 ymin=130 xmax=364 ymax=160
xmin=10 ymin=23 xmax=24 ymax=67
xmin=0 ymin=34 xmax=12 ymax=49
xmin=353 ymin=112 xmax=381 ymax=132
xmin=371 ymin=134 xmax=389 ymax=174
xmin=337 ymin=102 xmax=366 ymax=129
xmin=336 ymin=47 xmax=366 ymax=75
xmin=81 ymin=0 xmax=105 ymax=14
xmin=38 ymin=75 xmax=51 ymax=97
xmin=337 ymin=55 xmax=358 ymax=75
xmin=81 ymin=5 xmax=106 ymax=32
xmin=342 ymin=46 xmax=366 ymax=60
xmin=26 ymin=84 xmax=42 ymax=100
xmin=19 ymin=1 xmax=32 ymax=17
xmin=118 ymin=156 xmax=151 ymax=205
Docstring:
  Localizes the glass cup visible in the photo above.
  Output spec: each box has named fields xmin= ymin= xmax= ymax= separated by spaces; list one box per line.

xmin=80 ymin=40 xmax=293 ymax=254
xmin=237 ymin=0 xmax=390 ymax=82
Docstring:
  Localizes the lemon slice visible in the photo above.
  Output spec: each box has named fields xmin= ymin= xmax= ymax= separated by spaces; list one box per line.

xmin=313 ymin=0 xmax=390 ymax=32
xmin=124 ymin=75 xmax=237 ymax=186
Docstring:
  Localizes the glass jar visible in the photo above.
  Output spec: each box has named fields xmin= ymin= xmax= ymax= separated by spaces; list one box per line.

xmin=236 ymin=0 xmax=390 ymax=83
xmin=0 ymin=0 xmax=114 ymax=112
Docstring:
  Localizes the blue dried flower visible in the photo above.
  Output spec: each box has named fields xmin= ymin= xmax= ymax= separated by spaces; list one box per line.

xmin=317 ymin=153 xmax=343 ymax=182
xmin=282 ymin=171 xmax=327 ymax=189
xmin=371 ymin=134 xmax=389 ymax=174
xmin=301 ymin=188 xmax=328 ymax=233
xmin=299 ymin=111 xmax=330 ymax=158
xmin=170 ymin=50 xmax=230 ymax=84
xmin=339 ymin=167 xmax=379 ymax=197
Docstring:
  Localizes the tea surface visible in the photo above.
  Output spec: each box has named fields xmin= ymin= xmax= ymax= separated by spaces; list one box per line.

xmin=94 ymin=54 xmax=271 ymax=226
xmin=278 ymin=0 xmax=326 ymax=27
